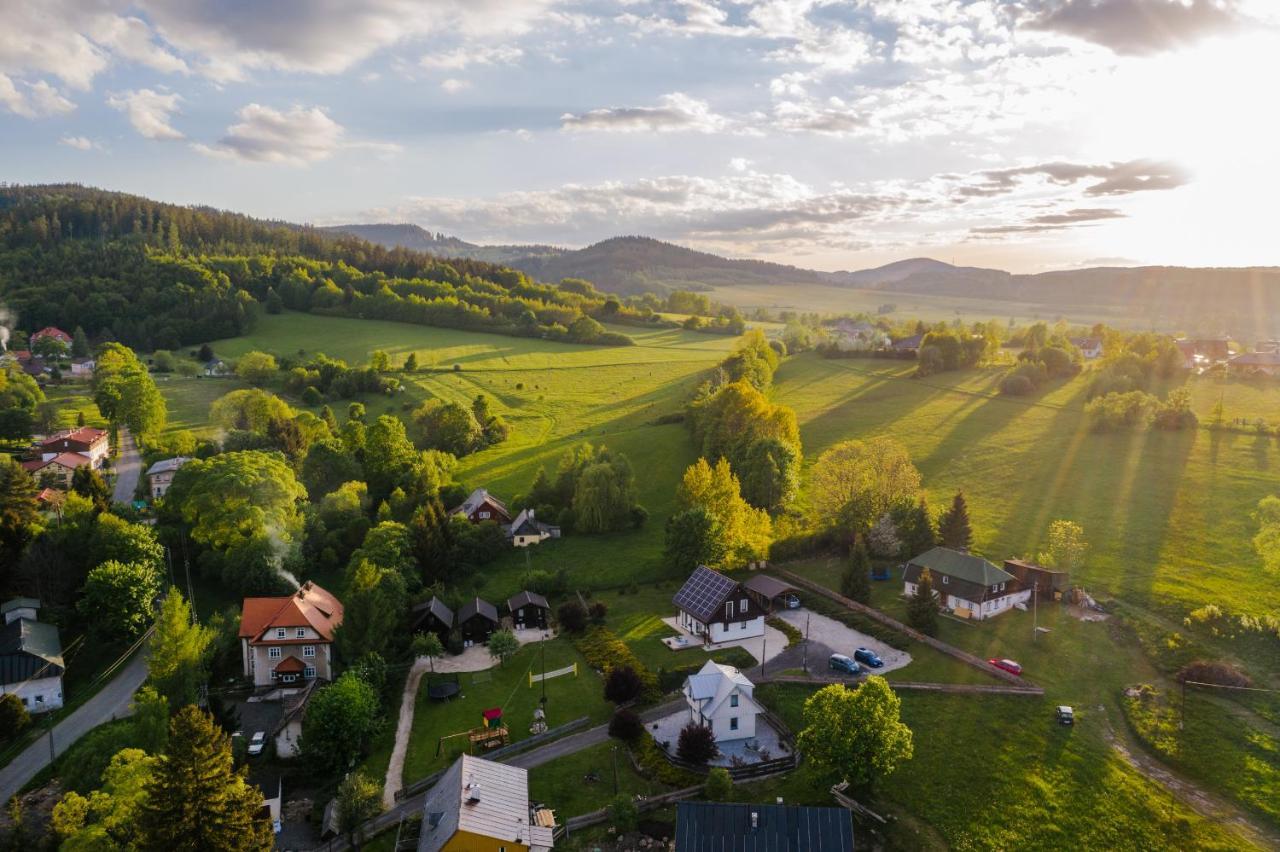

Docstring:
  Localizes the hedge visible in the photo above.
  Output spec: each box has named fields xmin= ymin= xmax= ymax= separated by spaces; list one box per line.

xmin=574 ymin=626 xmax=660 ymax=702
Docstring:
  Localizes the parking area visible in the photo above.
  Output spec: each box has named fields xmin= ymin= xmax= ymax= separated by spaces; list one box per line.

xmin=774 ymin=608 xmax=912 ymax=674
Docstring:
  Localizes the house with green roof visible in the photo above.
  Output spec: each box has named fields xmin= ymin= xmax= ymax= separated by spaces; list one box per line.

xmin=903 ymin=547 xmax=1031 ymax=620
xmin=1 ymin=598 xmax=65 ymax=712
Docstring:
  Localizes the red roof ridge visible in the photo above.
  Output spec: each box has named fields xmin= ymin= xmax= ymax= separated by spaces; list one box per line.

xmin=239 ymin=581 xmax=343 ymax=641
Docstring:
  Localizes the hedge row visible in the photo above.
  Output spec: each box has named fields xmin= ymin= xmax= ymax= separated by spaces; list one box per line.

xmin=574 ymin=626 xmax=661 ymax=702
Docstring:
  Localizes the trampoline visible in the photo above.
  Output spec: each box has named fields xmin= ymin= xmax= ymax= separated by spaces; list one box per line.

xmin=426 ymin=673 xmax=460 ymax=700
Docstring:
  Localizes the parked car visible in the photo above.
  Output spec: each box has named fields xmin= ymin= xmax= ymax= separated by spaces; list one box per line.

xmin=828 ymin=654 xmax=861 ymax=676
xmin=1056 ymin=706 xmax=1074 ymax=726
xmin=248 ymin=731 xmax=267 ymax=756
xmin=988 ymin=658 xmax=1023 ymax=676
xmin=854 ymin=647 xmax=884 ymax=668
xmin=783 ymin=593 xmax=801 ymax=609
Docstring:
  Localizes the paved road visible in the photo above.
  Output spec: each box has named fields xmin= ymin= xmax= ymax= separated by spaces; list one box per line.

xmin=112 ymin=427 xmax=140 ymax=504
xmin=0 ymin=647 xmax=149 ymax=804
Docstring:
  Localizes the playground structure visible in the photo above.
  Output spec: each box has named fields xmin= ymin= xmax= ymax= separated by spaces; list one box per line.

xmin=528 ymin=662 xmax=578 ymax=687
xmin=434 ymin=707 xmax=510 ymax=757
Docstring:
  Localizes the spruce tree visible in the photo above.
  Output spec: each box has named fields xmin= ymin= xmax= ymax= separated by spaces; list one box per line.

xmin=71 ymin=326 xmax=90 ymax=357
xmin=139 ymin=705 xmax=273 ymax=851
xmin=842 ymin=536 xmax=872 ymax=604
xmin=894 ymin=496 xmax=936 ymax=558
xmin=907 ymin=568 xmax=940 ymax=636
xmin=937 ymin=491 xmax=972 ymax=550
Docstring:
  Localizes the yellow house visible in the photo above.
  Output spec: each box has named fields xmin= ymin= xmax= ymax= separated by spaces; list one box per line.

xmin=418 ymin=754 xmax=554 ymax=852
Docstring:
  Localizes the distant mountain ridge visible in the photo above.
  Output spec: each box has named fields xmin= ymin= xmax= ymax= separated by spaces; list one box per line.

xmin=325 ymin=222 xmax=1280 ymax=327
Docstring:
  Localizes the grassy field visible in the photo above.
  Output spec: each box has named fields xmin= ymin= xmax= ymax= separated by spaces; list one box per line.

xmin=399 ymin=638 xmax=612 ymax=786
xmin=527 ymin=740 xmax=672 ymax=820
xmin=139 ymin=312 xmax=1280 ymax=847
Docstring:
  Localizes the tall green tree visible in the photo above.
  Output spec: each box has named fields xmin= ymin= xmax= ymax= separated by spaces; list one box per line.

xmin=71 ymin=325 xmax=91 ymax=357
xmin=737 ymin=436 xmax=801 ymax=511
xmin=146 ymin=589 xmax=214 ymax=708
xmin=842 ymin=536 xmax=872 ymax=604
xmin=664 ymin=507 xmax=728 ymax=574
xmin=53 ymin=748 xmax=157 ymax=849
xmin=336 ymin=771 xmax=383 ymax=845
xmin=893 ymin=496 xmax=936 ymax=559
xmin=411 ymin=399 xmax=483 ymax=456
xmin=93 ymin=343 xmax=167 ymax=439
xmin=234 ymin=351 xmax=278 ymax=386
xmin=300 ymin=672 xmax=381 ymax=774
xmin=907 ymin=568 xmax=939 ymax=636
xmin=937 ymin=491 xmax=972 ymax=550
xmin=0 ymin=457 xmax=39 ymax=576
xmin=337 ymin=560 xmax=407 ymax=662
xmin=573 ymin=453 xmax=637 ymax=533
xmin=676 ymin=457 xmax=771 ymax=564
xmin=138 ymin=705 xmax=274 ymax=851
xmin=796 ymin=678 xmax=913 ymax=791
xmin=80 ymin=560 xmax=162 ymax=642
xmin=807 ymin=437 xmax=921 ymax=533
xmin=71 ymin=465 xmax=113 ymax=513
xmin=363 ymin=415 xmax=420 ymax=501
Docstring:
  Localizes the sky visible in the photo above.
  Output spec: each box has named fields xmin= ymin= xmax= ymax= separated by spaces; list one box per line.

xmin=3 ymin=0 xmax=1279 ymax=273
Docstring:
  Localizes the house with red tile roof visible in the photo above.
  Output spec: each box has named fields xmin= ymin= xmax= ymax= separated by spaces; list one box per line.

xmin=22 ymin=453 xmax=93 ymax=489
xmin=30 ymin=327 xmax=72 ymax=347
xmin=239 ymin=582 xmax=344 ymax=687
xmin=38 ymin=426 xmax=110 ymax=469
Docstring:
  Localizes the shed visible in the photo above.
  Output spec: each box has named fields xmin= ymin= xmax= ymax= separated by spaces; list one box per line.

xmin=742 ymin=574 xmax=799 ymax=613
xmin=411 ymin=597 xmax=455 ymax=641
xmin=506 ymin=590 xmax=550 ymax=630
xmin=457 ymin=597 xmax=499 ymax=644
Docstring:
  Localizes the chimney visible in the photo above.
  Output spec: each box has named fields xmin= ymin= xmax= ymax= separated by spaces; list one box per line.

xmin=466 ymin=783 xmax=481 ymax=803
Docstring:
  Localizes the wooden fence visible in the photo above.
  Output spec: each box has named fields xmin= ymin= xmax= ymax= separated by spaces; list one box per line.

xmin=563 ymin=784 xmax=704 ymax=833
xmin=775 ymin=568 xmax=1029 ymax=685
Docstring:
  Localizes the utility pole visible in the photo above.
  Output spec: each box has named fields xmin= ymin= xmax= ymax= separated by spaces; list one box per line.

xmin=802 ymin=613 xmax=810 ymax=673
xmin=1032 ymin=584 xmax=1038 ymax=643
xmin=46 ymin=710 xmax=55 ymax=766
xmin=611 ymin=745 xmax=619 ymax=795
xmin=540 ymin=634 xmax=547 ymax=708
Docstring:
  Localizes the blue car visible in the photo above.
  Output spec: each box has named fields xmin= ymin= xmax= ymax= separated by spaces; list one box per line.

xmin=828 ymin=654 xmax=861 ymax=676
xmin=854 ymin=647 xmax=884 ymax=668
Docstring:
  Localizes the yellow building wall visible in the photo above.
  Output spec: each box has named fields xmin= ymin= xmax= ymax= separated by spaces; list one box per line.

xmin=441 ymin=829 xmax=529 ymax=852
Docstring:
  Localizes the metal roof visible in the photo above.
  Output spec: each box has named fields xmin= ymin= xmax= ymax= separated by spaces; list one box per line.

xmin=418 ymin=755 xmax=552 ymax=852
xmin=1 ymin=597 xmax=40 ymax=616
xmin=673 ymin=566 xmax=738 ymax=623
xmin=907 ymin=547 xmax=1013 ymax=587
xmin=413 ymin=597 xmax=454 ymax=629
xmin=145 ymin=456 xmax=190 ymax=476
xmin=458 ymin=597 xmax=499 ymax=624
xmin=452 ymin=488 xmax=508 ymax=518
xmin=507 ymin=590 xmax=549 ymax=613
xmin=743 ymin=574 xmax=797 ymax=600
xmin=675 ymin=801 xmax=854 ymax=851
xmin=0 ymin=618 xmax=64 ymax=686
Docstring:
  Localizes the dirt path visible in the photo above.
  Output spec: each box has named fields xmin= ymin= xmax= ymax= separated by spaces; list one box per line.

xmin=1106 ymin=726 xmax=1280 ymax=850
xmin=383 ymin=658 xmax=430 ymax=808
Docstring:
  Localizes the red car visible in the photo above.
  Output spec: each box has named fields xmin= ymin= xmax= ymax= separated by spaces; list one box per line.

xmin=988 ymin=658 xmax=1023 ymax=676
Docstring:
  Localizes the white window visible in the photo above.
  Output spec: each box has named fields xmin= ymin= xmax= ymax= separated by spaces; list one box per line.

xmin=296 ymin=627 xmax=306 ymax=638
xmin=740 ymin=598 xmax=749 ymax=610
xmin=269 ymin=647 xmax=282 ymax=659
xmin=275 ymin=628 xmax=286 ymax=639
xmin=303 ymin=645 xmax=316 ymax=658
xmin=304 ymin=666 xmax=316 ymax=679
xmin=725 ymin=600 xmax=735 ymax=618
xmin=730 ymin=694 xmax=739 ymax=708
xmin=730 ymin=717 xmax=739 ymax=731
xmin=479 ymin=511 xmax=490 ymax=519
xmin=942 ymin=576 xmax=949 ymax=584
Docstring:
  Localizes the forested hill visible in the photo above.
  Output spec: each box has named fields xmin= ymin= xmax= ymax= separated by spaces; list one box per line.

xmin=0 ymin=184 xmax=639 ymax=351
xmin=321 ymin=223 xmax=566 ymax=267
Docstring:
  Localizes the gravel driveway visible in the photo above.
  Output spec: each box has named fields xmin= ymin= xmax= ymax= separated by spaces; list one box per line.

xmin=775 ymin=609 xmax=912 ymax=674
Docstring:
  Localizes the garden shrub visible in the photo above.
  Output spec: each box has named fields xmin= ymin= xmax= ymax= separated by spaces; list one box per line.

xmin=677 ymin=722 xmax=719 ymax=765
xmin=573 ymin=626 xmax=660 ymax=702
xmin=557 ymin=601 xmax=587 ymax=633
xmin=1176 ymin=660 xmax=1252 ymax=688
xmin=608 ymin=708 xmax=643 ymax=743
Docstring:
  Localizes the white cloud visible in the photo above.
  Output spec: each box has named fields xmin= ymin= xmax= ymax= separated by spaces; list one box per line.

xmin=0 ymin=77 xmax=76 ymax=118
xmin=440 ymin=78 xmax=471 ymax=93
xmin=59 ymin=134 xmax=97 ymax=150
xmin=91 ymin=14 xmax=188 ymax=74
xmin=420 ymin=44 xmax=523 ymax=71
xmin=561 ymin=92 xmax=738 ymax=134
xmin=107 ymin=88 xmax=183 ymax=139
xmin=1027 ymin=0 xmax=1246 ymax=55
xmin=193 ymin=104 xmax=345 ymax=165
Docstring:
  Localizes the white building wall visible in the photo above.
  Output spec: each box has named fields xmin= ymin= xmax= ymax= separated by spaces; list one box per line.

xmin=709 ymin=702 xmax=756 ymax=742
xmin=0 ymin=675 xmax=64 ymax=712
xmin=708 ymin=616 xmax=764 ymax=643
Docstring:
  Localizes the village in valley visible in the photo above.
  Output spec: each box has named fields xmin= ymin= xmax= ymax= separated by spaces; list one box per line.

xmin=2 ymin=227 xmax=1278 ymax=852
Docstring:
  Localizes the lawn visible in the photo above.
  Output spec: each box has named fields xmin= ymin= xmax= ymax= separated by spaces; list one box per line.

xmin=528 ymin=740 xmax=673 ymax=821
xmin=399 ymin=638 xmax=612 ymax=786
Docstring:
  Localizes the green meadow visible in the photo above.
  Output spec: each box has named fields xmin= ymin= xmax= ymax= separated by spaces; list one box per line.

xmin=142 ymin=311 xmax=1280 ymax=847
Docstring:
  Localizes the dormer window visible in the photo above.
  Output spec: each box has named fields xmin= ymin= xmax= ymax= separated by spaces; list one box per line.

xmin=295 ymin=627 xmax=306 ymax=638
xmin=942 ymin=576 xmax=949 ymax=585
xmin=275 ymin=628 xmax=286 ymax=639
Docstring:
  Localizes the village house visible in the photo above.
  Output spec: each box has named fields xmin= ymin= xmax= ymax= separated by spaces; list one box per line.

xmin=1229 ymin=351 xmax=1280 ymax=376
xmin=682 ymin=660 xmax=761 ymax=743
xmin=675 ymin=802 xmax=853 ymax=852
xmin=673 ymin=565 xmax=765 ymax=643
xmin=891 ymin=333 xmax=923 ymax=355
xmin=507 ymin=508 xmax=559 ymax=547
xmin=506 ymin=591 xmax=550 ymax=630
xmin=416 ymin=754 xmax=555 ymax=852
xmin=451 ymin=487 xmax=512 ymax=525
xmin=22 ymin=453 xmax=91 ymax=489
xmin=69 ymin=357 xmax=95 ymax=377
xmin=146 ymin=456 xmax=190 ymax=499
xmin=827 ymin=319 xmax=890 ymax=352
xmin=457 ymin=597 xmax=499 ymax=645
xmin=238 ymin=582 xmax=343 ymax=687
xmin=30 ymin=327 xmax=72 ymax=348
xmin=1175 ymin=337 xmax=1233 ymax=370
xmin=1 ymin=598 xmax=65 ymax=713
xmin=412 ymin=596 xmax=455 ymax=643
xmin=903 ymin=547 xmax=1031 ymax=620
xmin=1070 ymin=337 xmax=1104 ymax=359
xmin=37 ymin=426 xmax=110 ymax=469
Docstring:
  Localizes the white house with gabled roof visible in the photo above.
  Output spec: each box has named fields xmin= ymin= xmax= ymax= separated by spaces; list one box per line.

xmin=682 ymin=660 xmax=761 ymax=743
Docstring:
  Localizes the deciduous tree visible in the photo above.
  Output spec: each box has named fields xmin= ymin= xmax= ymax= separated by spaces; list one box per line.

xmin=1038 ymin=519 xmax=1088 ymax=573
xmin=796 ymin=678 xmax=913 ymax=791
xmin=663 ymin=507 xmax=727 ymax=573
xmin=146 ymin=589 xmax=213 ymax=708
xmin=676 ymin=457 xmax=771 ymax=565
xmin=487 ymin=629 xmax=520 ymax=666
xmin=300 ymin=672 xmax=381 ymax=774
xmin=808 ymin=437 xmax=921 ymax=533
xmin=234 ymin=350 xmax=278 ymax=386
xmin=80 ymin=559 xmax=161 ymax=642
